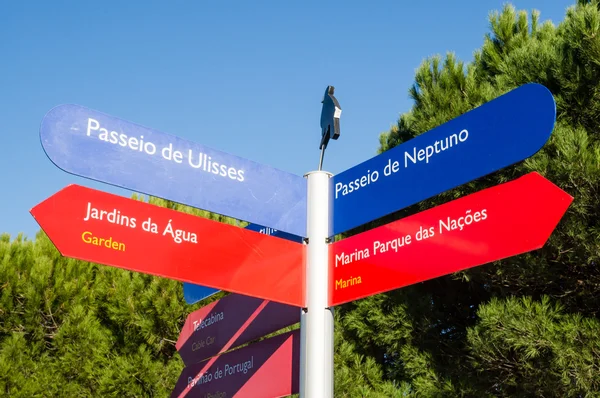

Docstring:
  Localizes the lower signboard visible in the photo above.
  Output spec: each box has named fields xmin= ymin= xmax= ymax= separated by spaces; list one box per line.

xmin=172 ymin=329 xmax=300 ymax=398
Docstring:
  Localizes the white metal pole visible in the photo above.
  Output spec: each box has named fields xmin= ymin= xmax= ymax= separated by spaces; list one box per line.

xmin=299 ymin=170 xmax=334 ymax=398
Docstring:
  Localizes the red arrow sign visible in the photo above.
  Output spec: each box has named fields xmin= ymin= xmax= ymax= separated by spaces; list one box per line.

xmin=30 ymin=184 xmax=306 ymax=307
xmin=172 ymin=329 xmax=300 ymax=398
xmin=176 ymin=292 xmax=299 ymax=366
xmin=329 ymin=172 xmax=573 ymax=306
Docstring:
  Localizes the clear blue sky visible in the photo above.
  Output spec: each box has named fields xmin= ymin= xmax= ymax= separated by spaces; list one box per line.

xmin=1 ymin=0 xmax=574 ymax=240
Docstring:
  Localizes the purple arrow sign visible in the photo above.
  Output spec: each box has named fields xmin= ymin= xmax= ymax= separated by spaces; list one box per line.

xmin=176 ymin=293 xmax=300 ymax=366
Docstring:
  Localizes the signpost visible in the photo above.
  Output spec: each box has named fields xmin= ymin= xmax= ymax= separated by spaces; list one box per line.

xmin=183 ymin=223 xmax=303 ymax=305
xmin=329 ymin=83 xmax=556 ymax=236
xmin=31 ymin=83 xmax=574 ymax=398
xmin=172 ymin=329 xmax=300 ymax=398
xmin=176 ymin=292 xmax=299 ymax=366
xmin=39 ymin=104 xmax=308 ymax=238
xmin=329 ymin=172 xmax=573 ymax=306
xmin=30 ymin=184 xmax=306 ymax=307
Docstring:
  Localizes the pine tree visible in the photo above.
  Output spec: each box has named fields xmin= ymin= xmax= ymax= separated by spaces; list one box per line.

xmin=0 ymin=230 xmax=204 ymax=396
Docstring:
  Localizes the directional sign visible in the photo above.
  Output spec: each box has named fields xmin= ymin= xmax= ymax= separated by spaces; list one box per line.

xmin=329 ymin=172 xmax=572 ymax=306
xmin=39 ymin=104 xmax=307 ymax=237
xmin=330 ymin=83 xmax=557 ymax=236
xmin=177 ymin=292 xmax=299 ymax=366
xmin=30 ymin=184 xmax=306 ymax=307
xmin=183 ymin=223 xmax=303 ymax=305
xmin=172 ymin=329 xmax=300 ymax=398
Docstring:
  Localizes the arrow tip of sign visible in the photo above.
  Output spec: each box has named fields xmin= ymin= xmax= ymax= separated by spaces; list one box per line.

xmin=29 ymin=184 xmax=79 ymax=235
xmin=525 ymin=172 xmax=574 ymax=248
xmin=521 ymin=81 xmax=557 ymax=134
xmin=39 ymin=103 xmax=82 ymax=135
xmin=528 ymin=171 xmax=574 ymax=201
xmin=31 ymin=183 xmax=77 ymax=210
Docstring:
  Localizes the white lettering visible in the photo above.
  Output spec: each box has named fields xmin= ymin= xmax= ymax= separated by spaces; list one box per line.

xmin=334 ymin=170 xmax=379 ymax=199
xmin=373 ymin=234 xmax=411 ymax=254
xmin=334 ymin=129 xmax=470 ymax=201
xmin=439 ymin=208 xmax=487 ymax=234
xmin=162 ymin=219 xmax=198 ymax=244
xmin=86 ymin=118 xmax=100 ymax=136
xmin=82 ymin=117 xmax=247 ymax=183
xmin=335 ymin=248 xmax=370 ymax=266
xmin=224 ymin=356 xmax=254 ymax=376
xmin=83 ymin=202 xmax=136 ymax=228
xmin=192 ymin=311 xmax=225 ymax=332
xmin=405 ymin=129 xmax=469 ymax=168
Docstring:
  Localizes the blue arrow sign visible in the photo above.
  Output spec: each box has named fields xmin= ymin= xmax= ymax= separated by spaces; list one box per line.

xmin=330 ymin=83 xmax=556 ymax=236
xmin=243 ymin=222 xmax=304 ymax=243
xmin=40 ymin=104 xmax=307 ymax=237
xmin=183 ymin=284 xmax=220 ymax=306
xmin=183 ymin=223 xmax=303 ymax=305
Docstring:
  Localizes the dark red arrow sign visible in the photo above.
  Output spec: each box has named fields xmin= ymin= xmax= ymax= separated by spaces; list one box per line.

xmin=329 ymin=172 xmax=573 ymax=306
xmin=172 ymin=329 xmax=300 ymax=398
xmin=30 ymin=184 xmax=306 ymax=307
xmin=176 ymin=292 xmax=299 ymax=366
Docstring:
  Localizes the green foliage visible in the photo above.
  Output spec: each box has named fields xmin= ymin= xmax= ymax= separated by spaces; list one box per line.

xmin=334 ymin=309 xmax=412 ymax=398
xmin=467 ymin=296 xmax=600 ymax=396
xmin=0 ymin=231 xmax=195 ymax=396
